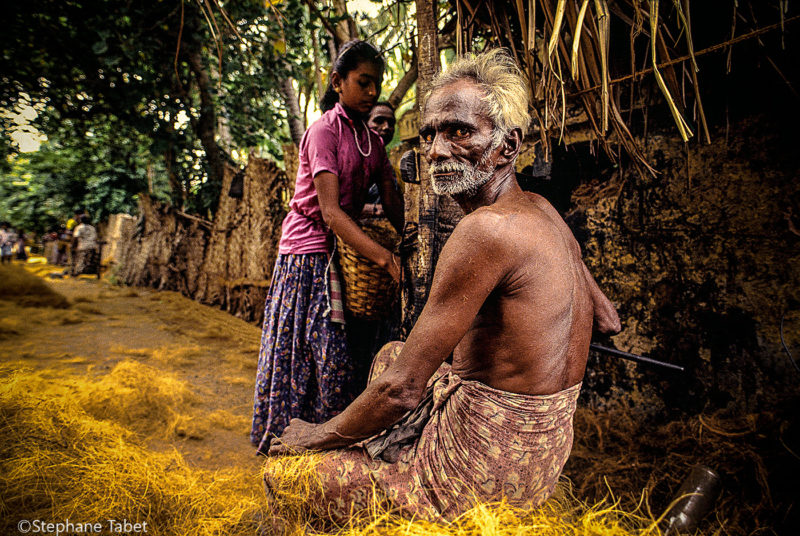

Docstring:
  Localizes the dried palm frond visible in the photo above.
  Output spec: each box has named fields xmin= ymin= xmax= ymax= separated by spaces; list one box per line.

xmin=451 ymin=0 xmax=794 ymax=175
xmin=648 ymin=0 xmax=692 ymax=142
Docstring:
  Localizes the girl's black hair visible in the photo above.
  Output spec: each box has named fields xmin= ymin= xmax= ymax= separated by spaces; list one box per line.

xmin=320 ymin=40 xmax=385 ymax=113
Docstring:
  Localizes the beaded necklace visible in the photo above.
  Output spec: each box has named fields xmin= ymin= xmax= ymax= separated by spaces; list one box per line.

xmin=352 ymin=119 xmax=372 ymax=158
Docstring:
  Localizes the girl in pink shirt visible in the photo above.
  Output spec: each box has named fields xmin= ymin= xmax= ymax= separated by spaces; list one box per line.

xmin=252 ymin=40 xmax=403 ymax=454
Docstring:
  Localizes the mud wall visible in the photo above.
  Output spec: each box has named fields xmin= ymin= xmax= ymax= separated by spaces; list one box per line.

xmin=115 ymin=156 xmax=288 ymax=324
xmin=571 ymin=116 xmax=800 ymax=413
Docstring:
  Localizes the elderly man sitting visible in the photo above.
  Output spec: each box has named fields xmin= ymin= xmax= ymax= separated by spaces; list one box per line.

xmin=266 ymin=48 xmax=620 ymax=522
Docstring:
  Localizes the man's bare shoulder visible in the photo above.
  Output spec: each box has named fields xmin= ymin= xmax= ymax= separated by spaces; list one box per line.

xmin=438 ymin=196 xmax=568 ymax=291
xmin=454 ymin=193 xmax=564 ymax=250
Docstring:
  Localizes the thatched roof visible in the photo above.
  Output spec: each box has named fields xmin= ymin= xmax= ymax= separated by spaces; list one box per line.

xmin=452 ymin=0 xmax=797 ymax=174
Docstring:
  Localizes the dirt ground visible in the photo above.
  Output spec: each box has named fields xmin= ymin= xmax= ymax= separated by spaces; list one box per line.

xmin=3 ymin=260 xmax=798 ymax=536
xmin=0 ymin=260 xmax=263 ymax=475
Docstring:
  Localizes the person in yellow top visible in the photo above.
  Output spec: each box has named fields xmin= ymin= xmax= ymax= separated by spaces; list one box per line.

xmin=66 ymin=210 xmax=82 ymax=231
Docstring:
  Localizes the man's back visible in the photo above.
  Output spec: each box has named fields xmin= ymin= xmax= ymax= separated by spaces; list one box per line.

xmin=447 ymin=190 xmax=594 ymax=395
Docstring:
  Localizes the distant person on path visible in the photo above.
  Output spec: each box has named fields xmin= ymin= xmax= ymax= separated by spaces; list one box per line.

xmin=66 ymin=209 xmax=86 ymax=232
xmin=15 ymin=231 xmax=28 ymax=261
xmin=251 ymin=40 xmax=404 ymax=455
xmin=56 ymin=226 xmax=71 ymax=266
xmin=43 ymin=229 xmax=59 ymax=264
xmin=0 ymin=223 xmax=13 ymax=264
xmin=71 ymin=215 xmax=98 ymax=276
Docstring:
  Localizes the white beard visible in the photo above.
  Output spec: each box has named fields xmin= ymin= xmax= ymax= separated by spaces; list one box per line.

xmin=430 ymin=154 xmax=494 ymax=197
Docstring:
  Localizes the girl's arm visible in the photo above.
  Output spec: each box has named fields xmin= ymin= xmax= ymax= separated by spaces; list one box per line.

xmin=315 ymin=171 xmax=400 ymax=281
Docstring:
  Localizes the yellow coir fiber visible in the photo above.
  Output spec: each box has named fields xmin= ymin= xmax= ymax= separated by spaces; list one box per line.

xmin=77 ymin=359 xmax=199 ymax=438
xmin=263 ymin=452 xmax=662 ymax=536
xmin=0 ymin=264 xmax=70 ymax=308
xmin=264 ymin=452 xmax=327 ymax=529
xmin=2 ymin=363 xmax=741 ymax=536
xmin=0 ymin=367 xmax=267 ymax=536
xmin=150 ymin=344 xmax=205 ymax=367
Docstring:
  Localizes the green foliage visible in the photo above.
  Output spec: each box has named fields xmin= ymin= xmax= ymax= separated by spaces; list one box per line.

xmin=0 ymin=0 xmax=418 ymax=229
xmin=0 ymin=118 xmax=170 ymax=233
xmin=0 ymin=0 xmax=296 ymax=216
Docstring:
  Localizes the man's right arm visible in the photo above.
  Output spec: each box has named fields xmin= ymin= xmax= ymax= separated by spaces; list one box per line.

xmin=269 ymin=211 xmax=512 ymax=454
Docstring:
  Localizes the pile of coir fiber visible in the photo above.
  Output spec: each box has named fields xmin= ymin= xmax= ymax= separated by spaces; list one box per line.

xmin=3 ymin=359 xmax=797 ymax=535
xmin=1 ymin=364 xmax=672 ymax=536
xmin=0 ymin=264 xmax=70 ymax=308
xmin=264 ymin=453 xmax=662 ymax=536
xmin=0 ymin=366 xmax=266 ymax=536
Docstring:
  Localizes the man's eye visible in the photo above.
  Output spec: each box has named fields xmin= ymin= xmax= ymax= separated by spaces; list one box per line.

xmin=423 ymin=133 xmax=433 ymax=143
xmin=454 ymin=128 xmax=468 ymax=137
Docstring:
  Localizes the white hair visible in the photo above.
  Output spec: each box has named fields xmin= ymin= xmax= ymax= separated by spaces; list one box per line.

xmin=427 ymin=48 xmax=531 ymax=144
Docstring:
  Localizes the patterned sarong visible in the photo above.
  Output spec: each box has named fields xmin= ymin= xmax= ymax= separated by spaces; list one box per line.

xmin=265 ymin=342 xmax=582 ymax=522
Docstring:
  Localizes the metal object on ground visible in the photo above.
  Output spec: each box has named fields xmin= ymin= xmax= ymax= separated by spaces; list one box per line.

xmin=590 ymin=343 xmax=685 ymax=372
xmin=663 ymin=465 xmax=722 ymax=535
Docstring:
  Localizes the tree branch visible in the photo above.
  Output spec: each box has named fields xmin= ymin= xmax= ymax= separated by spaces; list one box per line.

xmin=388 ymin=53 xmax=418 ymax=109
xmin=279 ymin=77 xmax=306 ymax=146
xmin=302 ymin=0 xmax=351 ymax=48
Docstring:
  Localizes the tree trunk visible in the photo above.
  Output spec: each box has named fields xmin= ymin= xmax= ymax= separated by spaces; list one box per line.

xmin=210 ymin=62 xmax=234 ymax=152
xmin=279 ymin=77 xmax=306 ymax=146
xmin=311 ymin=27 xmax=325 ymax=102
xmin=388 ymin=56 xmax=418 ymax=109
xmin=163 ymin=122 xmax=187 ymax=208
xmin=186 ymin=49 xmax=231 ymax=190
xmin=331 ymin=0 xmax=357 ymax=45
xmin=402 ymin=0 xmax=445 ymax=335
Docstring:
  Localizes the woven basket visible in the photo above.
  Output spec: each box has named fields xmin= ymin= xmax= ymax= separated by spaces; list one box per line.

xmin=338 ymin=218 xmax=399 ymax=319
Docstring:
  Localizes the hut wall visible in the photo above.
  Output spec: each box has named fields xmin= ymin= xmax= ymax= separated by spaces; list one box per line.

xmin=116 ymin=156 xmax=288 ymax=324
xmin=573 ymin=116 xmax=800 ymax=413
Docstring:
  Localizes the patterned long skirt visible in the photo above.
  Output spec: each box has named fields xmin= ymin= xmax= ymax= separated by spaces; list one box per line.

xmin=251 ymin=253 xmax=355 ymax=455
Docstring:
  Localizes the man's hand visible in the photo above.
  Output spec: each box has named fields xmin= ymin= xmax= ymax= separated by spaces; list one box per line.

xmin=594 ymin=299 xmax=622 ymax=334
xmin=268 ymin=418 xmax=326 ymax=456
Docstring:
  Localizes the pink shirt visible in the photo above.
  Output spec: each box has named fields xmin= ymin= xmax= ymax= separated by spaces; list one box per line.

xmin=279 ymin=102 xmax=395 ymax=254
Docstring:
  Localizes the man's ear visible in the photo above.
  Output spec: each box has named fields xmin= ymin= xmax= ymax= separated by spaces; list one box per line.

xmin=496 ymin=128 xmax=522 ymax=166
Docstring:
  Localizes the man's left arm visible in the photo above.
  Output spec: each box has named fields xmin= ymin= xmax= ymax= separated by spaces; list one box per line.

xmin=582 ymin=262 xmax=621 ymax=334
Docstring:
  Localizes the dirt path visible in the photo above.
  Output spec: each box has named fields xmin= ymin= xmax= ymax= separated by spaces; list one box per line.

xmin=0 ymin=261 xmax=263 ymax=474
